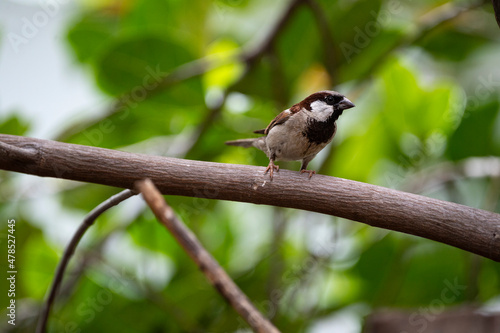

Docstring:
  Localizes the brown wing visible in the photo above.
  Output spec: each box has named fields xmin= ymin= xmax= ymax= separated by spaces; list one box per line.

xmin=255 ymin=104 xmax=301 ymax=135
xmin=263 ymin=111 xmax=292 ymax=134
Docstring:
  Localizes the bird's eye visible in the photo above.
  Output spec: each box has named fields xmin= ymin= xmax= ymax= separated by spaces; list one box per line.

xmin=325 ymin=95 xmax=343 ymax=105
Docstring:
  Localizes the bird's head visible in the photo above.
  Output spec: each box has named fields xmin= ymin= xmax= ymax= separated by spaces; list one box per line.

xmin=295 ymin=90 xmax=355 ymax=122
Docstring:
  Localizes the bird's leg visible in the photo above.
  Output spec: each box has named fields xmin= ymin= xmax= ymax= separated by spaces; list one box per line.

xmin=300 ymin=169 xmax=316 ymax=178
xmin=265 ymin=159 xmax=279 ymax=180
xmin=300 ymin=157 xmax=316 ymax=179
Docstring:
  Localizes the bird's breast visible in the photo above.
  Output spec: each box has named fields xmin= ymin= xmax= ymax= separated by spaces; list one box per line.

xmin=265 ymin=112 xmax=337 ymax=161
xmin=303 ymin=115 xmax=338 ymax=145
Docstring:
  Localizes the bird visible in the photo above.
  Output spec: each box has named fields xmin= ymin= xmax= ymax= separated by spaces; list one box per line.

xmin=225 ymin=90 xmax=355 ymax=180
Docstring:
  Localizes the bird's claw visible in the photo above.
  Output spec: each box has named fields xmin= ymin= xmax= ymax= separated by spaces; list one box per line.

xmin=265 ymin=162 xmax=279 ymax=180
xmin=300 ymin=169 xmax=316 ymax=179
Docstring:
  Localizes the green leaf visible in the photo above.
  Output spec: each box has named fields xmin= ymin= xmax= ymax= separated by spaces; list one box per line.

xmin=339 ymin=28 xmax=404 ymax=81
xmin=325 ymin=0 xmax=383 ymax=44
xmin=21 ymin=234 xmax=59 ymax=300
xmin=275 ymin=7 xmax=319 ymax=92
xmin=67 ymin=10 xmax=119 ymax=64
xmin=95 ymin=35 xmax=194 ymax=96
xmin=478 ymin=259 xmax=500 ymax=302
xmin=378 ymin=57 xmax=459 ymax=140
xmin=349 ymin=233 xmax=401 ymax=304
xmin=64 ymin=76 xmax=204 ymax=149
xmin=127 ymin=211 xmax=182 ymax=258
xmin=0 ymin=114 xmax=30 ymax=136
xmin=418 ymin=29 xmax=491 ymax=62
xmin=364 ymin=57 xmax=459 ymax=147
xmin=395 ymin=242 xmax=467 ymax=306
xmin=331 ymin=114 xmax=393 ymax=182
xmin=322 ymin=0 xmax=383 ymax=68
xmin=447 ymin=98 xmax=500 ymax=160
xmin=60 ymin=185 xmax=122 ymax=212
xmin=124 ymin=0 xmax=209 ymax=54
xmin=203 ymin=38 xmax=244 ymax=89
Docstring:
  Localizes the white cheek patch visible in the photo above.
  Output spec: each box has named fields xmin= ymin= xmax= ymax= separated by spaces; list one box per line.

xmin=309 ymin=100 xmax=333 ymax=122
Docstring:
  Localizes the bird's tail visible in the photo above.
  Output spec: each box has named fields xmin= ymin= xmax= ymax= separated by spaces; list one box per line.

xmin=225 ymin=138 xmax=260 ymax=148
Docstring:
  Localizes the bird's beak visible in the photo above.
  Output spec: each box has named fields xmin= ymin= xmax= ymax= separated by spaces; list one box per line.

xmin=339 ymin=97 xmax=355 ymax=110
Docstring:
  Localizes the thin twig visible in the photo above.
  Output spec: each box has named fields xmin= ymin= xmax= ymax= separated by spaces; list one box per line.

xmin=303 ymin=0 xmax=338 ymax=82
xmin=34 ymin=3 xmax=307 ymax=321
xmin=183 ymin=83 xmax=232 ymax=157
xmin=135 ymin=179 xmax=280 ymax=333
xmin=242 ymin=0 xmax=305 ymax=65
xmin=361 ymin=0 xmax=488 ymax=79
xmin=184 ymin=0 xmax=305 ymax=157
xmin=56 ymin=0 xmax=305 ymax=144
xmin=42 ymin=0 xmax=303 ymax=220
xmin=316 ymin=0 xmax=489 ymax=176
xmin=36 ymin=189 xmax=136 ymax=333
xmin=55 ymin=223 xmax=125 ymax=303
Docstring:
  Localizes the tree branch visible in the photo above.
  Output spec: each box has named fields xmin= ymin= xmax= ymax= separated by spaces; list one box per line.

xmin=1 ymin=134 xmax=500 ymax=262
xmin=493 ymin=0 xmax=500 ymax=28
xmin=184 ymin=0 xmax=305 ymax=156
xmin=136 ymin=179 xmax=280 ymax=333
xmin=36 ymin=189 xmax=136 ymax=333
xmin=0 ymin=140 xmax=40 ymax=163
xmin=355 ymin=0 xmax=488 ymax=80
xmin=303 ymin=0 xmax=338 ymax=81
xmin=242 ymin=0 xmax=305 ymax=65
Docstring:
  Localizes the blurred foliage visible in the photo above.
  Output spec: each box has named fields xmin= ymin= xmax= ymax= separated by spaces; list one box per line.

xmin=1 ymin=0 xmax=500 ymax=332
xmin=0 ymin=115 xmax=30 ymax=136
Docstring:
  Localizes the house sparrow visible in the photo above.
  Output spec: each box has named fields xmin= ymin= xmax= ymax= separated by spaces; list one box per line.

xmin=226 ymin=90 xmax=355 ymax=180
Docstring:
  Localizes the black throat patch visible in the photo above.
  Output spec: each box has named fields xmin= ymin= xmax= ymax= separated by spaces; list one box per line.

xmin=302 ymin=109 xmax=342 ymax=145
